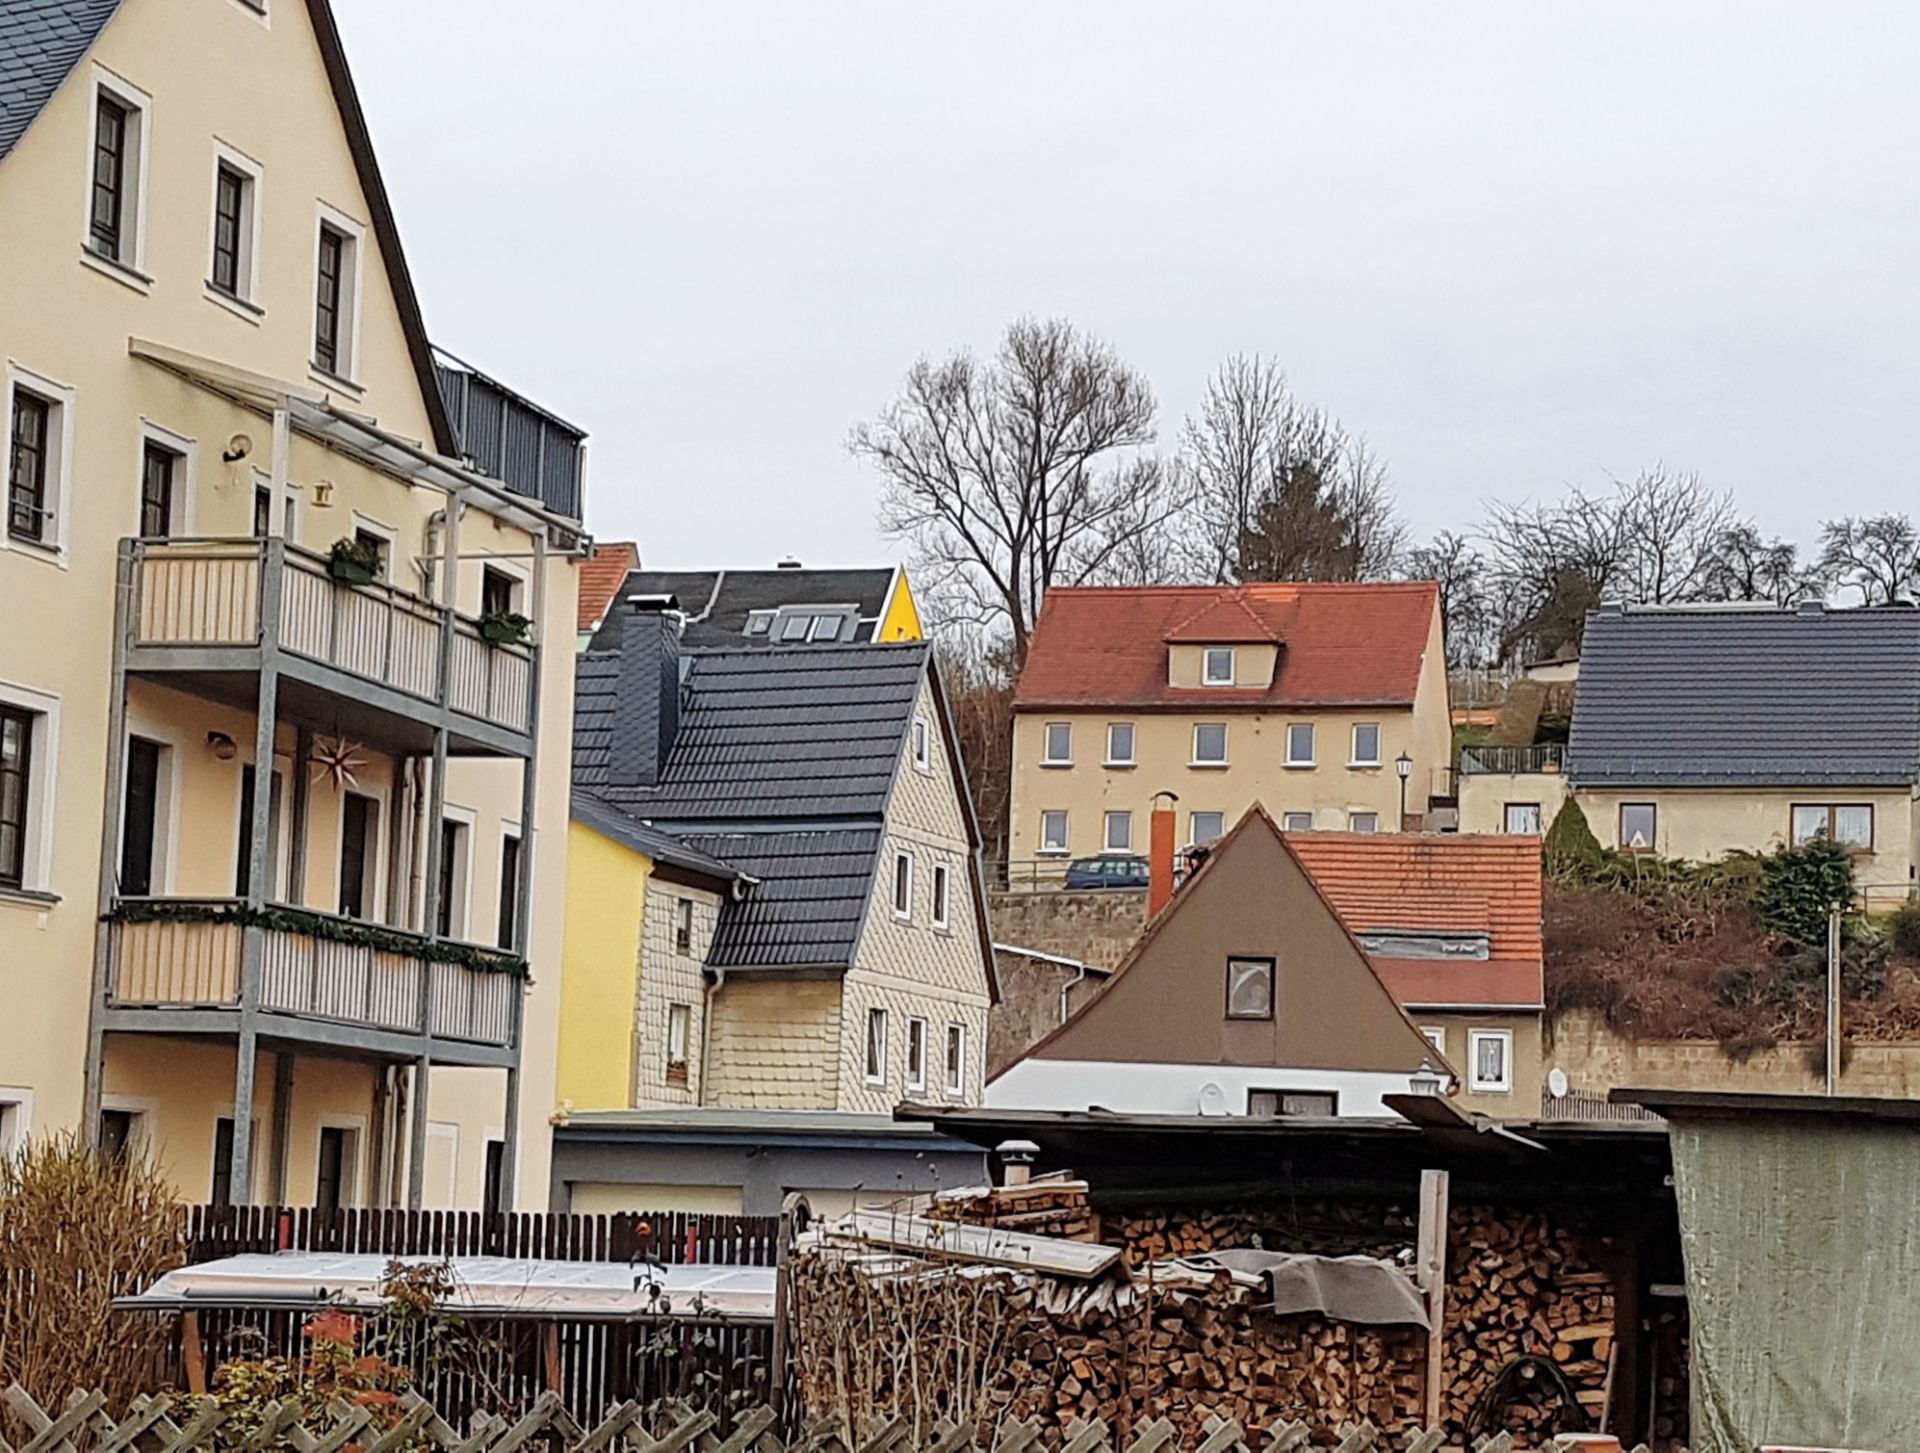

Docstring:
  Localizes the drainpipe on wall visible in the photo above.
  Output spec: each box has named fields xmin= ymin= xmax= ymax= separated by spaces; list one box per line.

xmin=695 ymin=966 xmax=726 ymax=1107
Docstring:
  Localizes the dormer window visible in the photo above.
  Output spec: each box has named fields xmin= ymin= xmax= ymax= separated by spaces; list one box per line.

xmin=745 ymin=611 xmax=773 ymax=635
xmin=1202 ymin=647 xmax=1236 ymax=686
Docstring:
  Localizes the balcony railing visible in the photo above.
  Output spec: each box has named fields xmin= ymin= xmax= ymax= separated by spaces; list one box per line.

xmin=1459 ymin=742 xmax=1566 ymax=776
xmin=128 ymin=539 xmax=535 ymax=736
xmin=106 ymin=899 xmax=517 ymax=1048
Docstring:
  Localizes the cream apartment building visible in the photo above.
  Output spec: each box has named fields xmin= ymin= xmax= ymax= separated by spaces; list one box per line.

xmin=1007 ymin=583 xmax=1451 ymax=870
xmin=0 ymin=0 xmax=583 ymax=1209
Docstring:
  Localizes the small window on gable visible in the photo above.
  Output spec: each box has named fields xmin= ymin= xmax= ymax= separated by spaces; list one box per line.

xmin=906 ymin=1017 xmax=928 ymax=1092
xmin=314 ymin=216 xmax=361 ymax=380
xmin=208 ymin=149 xmax=262 ymax=308
xmin=912 ymin=716 xmax=931 ymax=771
xmin=1192 ymin=722 xmax=1228 ymax=766
xmin=892 ymin=850 xmax=913 ymax=919
xmin=666 ymin=1003 xmax=691 ymax=1084
xmin=745 ymin=611 xmax=773 ymax=636
xmin=932 ymin=862 xmax=951 ymax=928
xmin=674 ymin=897 xmax=694 ymax=954
xmin=865 ymin=1007 xmax=888 ymax=1084
xmin=945 ymin=1022 xmax=965 ymax=1096
xmin=87 ymin=78 xmax=148 ymax=274
xmin=1421 ymin=1025 xmax=1446 ymax=1056
xmin=1203 ymin=647 xmax=1235 ymax=686
xmin=1043 ymin=722 xmax=1073 ymax=765
xmin=1351 ymin=723 xmax=1381 ymax=766
xmin=1226 ymin=956 xmax=1274 ymax=1019
xmin=1106 ymin=722 xmax=1135 ymax=765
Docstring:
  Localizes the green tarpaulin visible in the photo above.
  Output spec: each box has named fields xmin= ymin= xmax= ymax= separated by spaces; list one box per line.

xmin=1671 ymin=1116 xmax=1920 ymax=1453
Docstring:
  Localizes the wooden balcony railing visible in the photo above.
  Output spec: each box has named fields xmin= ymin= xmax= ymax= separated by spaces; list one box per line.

xmin=1458 ymin=742 xmax=1566 ymax=775
xmin=127 ymin=538 xmax=535 ymax=736
xmin=107 ymin=899 xmax=518 ymax=1048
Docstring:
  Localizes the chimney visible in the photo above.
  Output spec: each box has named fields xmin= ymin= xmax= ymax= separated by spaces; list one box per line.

xmin=607 ymin=595 xmax=683 ymax=788
xmin=1148 ymin=791 xmax=1179 ymax=916
xmin=776 ymin=556 xmax=803 ymax=570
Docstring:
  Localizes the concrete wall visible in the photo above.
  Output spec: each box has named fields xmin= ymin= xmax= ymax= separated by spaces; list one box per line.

xmin=988 ymin=888 xmax=1149 ymax=971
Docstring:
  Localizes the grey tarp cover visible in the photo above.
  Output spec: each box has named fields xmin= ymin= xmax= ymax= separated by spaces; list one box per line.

xmin=1179 ymin=1250 xmax=1429 ymax=1328
xmin=1671 ymin=1117 xmax=1920 ymax=1453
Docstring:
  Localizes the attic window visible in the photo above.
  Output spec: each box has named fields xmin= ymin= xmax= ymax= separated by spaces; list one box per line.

xmin=1226 ymin=956 xmax=1274 ymax=1019
xmin=745 ymin=611 xmax=773 ymax=635
xmin=780 ymin=614 xmax=811 ymax=642
xmin=810 ymin=614 xmax=842 ymax=642
xmin=1202 ymin=647 xmax=1236 ymax=686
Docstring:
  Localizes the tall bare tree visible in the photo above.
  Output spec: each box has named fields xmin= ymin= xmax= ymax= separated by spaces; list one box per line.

xmin=1699 ymin=524 xmax=1819 ymax=604
xmin=854 ymin=318 xmax=1176 ymax=668
xmin=1817 ymin=515 xmax=1920 ymax=605
xmin=1174 ymin=356 xmax=1404 ymax=584
xmin=1405 ymin=530 xmax=1494 ymax=668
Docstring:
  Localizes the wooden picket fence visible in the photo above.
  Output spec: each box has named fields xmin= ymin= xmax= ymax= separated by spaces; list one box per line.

xmin=0 ymin=1386 xmax=1651 ymax=1453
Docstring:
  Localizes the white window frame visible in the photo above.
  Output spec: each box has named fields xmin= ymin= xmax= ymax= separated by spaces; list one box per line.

xmin=1039 ymin=811 xmax=1070 ymax=856
xmin=0 ymin=1087 xmax=33 ymax=1158
xmin=1420 ymin=1026 xmax=1446 ymax=1056
xmin=120 ymin=708 xmax=190 ymax=898
xmin=311 ymin=201 xmax=367 ymax=389
xmin=4 ymin=365 xmax=77 ymax=562
xmin=314 ymin=1113 xmax=366 ymax=1211
xmin=1103 ymin=810 xmax=1134 ymax=854
xmin=1281 ymin=811 xmax=1313 ymax=833
xmin=0 ymin=681 xmax=61 ymax=899
xmin=1189 ymin=811 xmax=1225 ymax=845
xmin=945 ymin=1022 xmax=966 ymax=1096
xmin=891 ymin=850 xmax=913 ymax=920
xmin=348 ymin=512 xmax=398 ymax=584
xmin=1503 ymin=802 xmax=1543 ymax=835
xmin=206 ymin=140 xmax=265 ymax=317
xmin=1350 ymin=723 xmax=1382 ymax=767
xmin=230 ymin=0 xmax=271 ymax=25
xmin=135 ymin=419 xmax=197 ymax=537
xmin=1191 ymin=722 xmax=1228 ymax=767
xmin=1202 ymin=646 xmax=1236 ymax=686
xmin=1042 ymin=721 xmax=1073 ymax=766
xmin=438 ymin=805 xmax=477 ymax=941
xmin=80 ymin=66 xmax=153 ymax=287
xmin=253 ymin=467 xmax=300 ymax=541
xmin=931 ymin=862 xmax=951 ymax=929
xmin=1348 ymin=811 xmax=1379 ymax=834
xmin=864 ymin=1007 xmax=889 ymax=1085
xmin=335 ymin=780 xmax=388 ymax=923
xmin=912 ymin=716 xmax=932 ymax=772
xmin=674 ymin=896 xmax=695 ymax=955
xmin=1105 ymin=721 xmax=1136 ymax=767
xmin=1285 ymin=722 xmax=1316 ymax=767
xmin=906 ymin=1017 xmax=928 ymax=1093
xmin=1468 ymin=1029 xmax=1513 ymax=1093
xmin=665 ymin=1002 xmax=692 ymax=1077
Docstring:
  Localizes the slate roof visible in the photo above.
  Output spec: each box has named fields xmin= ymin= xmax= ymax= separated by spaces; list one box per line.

xmin=1014 ymin=583 xmax=1439 ymax=711
xmin=0 ymin=0 xmax=120 ymax=162
xmin=574 ymin=643 xmax=928 ymax=822
xmin=677 ymin=829 xmax=882 ymax=969
xmin=571 ymin=794 xmax=742 ymax=886
xmin=610 ymin=568 xmax=898 ymax=650
xmin=1569 ymin=604 xmax=1920 ymax=787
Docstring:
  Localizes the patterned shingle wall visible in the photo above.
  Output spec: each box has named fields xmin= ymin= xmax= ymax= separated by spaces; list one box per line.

xmin=702 ymin=977 xmax=843 ymax=1108
xmin=632 ymin=881 xmax=720 ymax=1108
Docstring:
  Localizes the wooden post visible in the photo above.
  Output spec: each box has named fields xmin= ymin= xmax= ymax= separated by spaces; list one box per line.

xmin=182 ymin=1311 xmax=208 ymax=1395
xmin=1416 ymin=1168 xmax=1450 ymax=1430
xmin=543 ymin=1321 xmax=562 ymax=1394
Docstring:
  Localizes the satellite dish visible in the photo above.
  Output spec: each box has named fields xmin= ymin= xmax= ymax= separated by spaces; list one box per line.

xmin=1197 ymin=1082 xmax=1229 ymax=1117
xmin=1547 ymin=1066 xmax=1570 ymax=1099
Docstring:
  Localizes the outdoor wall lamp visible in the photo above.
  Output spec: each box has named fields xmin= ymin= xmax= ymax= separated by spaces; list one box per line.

xmin=206 ymin=731 xmax=238 ymax=761
xmin=1409 ymin=1060 xmax=1444 ymax=1096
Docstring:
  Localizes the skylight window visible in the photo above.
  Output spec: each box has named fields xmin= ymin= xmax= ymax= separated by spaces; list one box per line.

xmin=780 ymin=614 xmax=811 ymax=642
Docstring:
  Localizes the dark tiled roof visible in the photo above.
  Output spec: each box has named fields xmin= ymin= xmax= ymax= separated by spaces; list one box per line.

xmin=612 ymin=568 xmax=896 ymax=649
xmin=575 ymin=643 xmax=927 ymax=822
xmin=0 ymin=0 xmax=120 ymax=162
xmin=571 ymin=794 xmax=742 ymax=885
xmin=1570 ymin=604 xmax=1920 ymax=787
xmin=679 ymin=829 xmax=883 ymax=969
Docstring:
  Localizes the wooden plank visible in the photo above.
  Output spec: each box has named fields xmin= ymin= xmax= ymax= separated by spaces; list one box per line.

xmin=181 ymin=1312 xmax=208 ymax=1396
xmin=1415 ymin=1168 xmax=1450 ymax=1432
xmin=832 ymin=1211 xmax=1122 ymax=1279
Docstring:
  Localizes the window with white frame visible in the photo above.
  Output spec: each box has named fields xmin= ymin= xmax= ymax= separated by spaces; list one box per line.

xmin=892 ymin=850 xmax=913 ymax=919
xmin=912 ymin=716 xmax=931 ymax=771
xmin=674 ymin=897 xmax=694 ymax=954
xmin=86 ymin=72 xmax=150 ymax=275
xmin=1105 ymin=722 xmax=1136 ymax=766
xmin=0 ymin=1090 xmax=29 ymax=1159
xmin=1503 ymin=802 xmax=1543 ymax=835
xmin=1202 ymin=647 xmax=1236 ymax=686
xmin=313 ymin=208 xmax=363 ymax=380
xmin=945 ymin=1023 xmax=965 ymax=1095
xmin=1042 ymin=721 xmax=1073 ymax=765
xmin=865 ymin=1007 xmax=888 ymax=1083
xmin=1469 ymin=1029 xmax=1512 ymax=1093
xmin=0 ymin=686 xmax=57 ymax=896
xmin=1281 ymin=811 xmax=1313 ymax=833
xmin=1350 ymin=723 xmax=1381 ymax=766
xmin=208 ymin=145 xmax=262 ymax=308
xmin=744 ymin=610 xmax=774 ymax=636
xmin=1192 ymin=722 xmax=1228 ymax=766
xmin=1348 ymin=811 xmax=1379 ymax=834
xmin=665 ymin=1003 xmax=691 ymax=1084
xmin=906 ymin=1017 xmax=928 ymax=1092
xmin=1421 ymin=1026 xmax=1446 ymax=1056
xmin=1190 ymin=811 xmax=1225 ymax=845
xmin=7 ymin=370 xmax=73 ymax=552
xmin=1104 ymin=810 xmax=1133 ymax=853
xmin=1285 ymin=723 xmax=1316 ymax=766
xmin=931 ymin=862 xmax=951 ymax=928
xmin=1039 ymin=810 xmax=1069 ymax=855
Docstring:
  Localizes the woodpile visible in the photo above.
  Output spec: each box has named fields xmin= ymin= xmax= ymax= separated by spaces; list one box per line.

xmin=927 ymin=1175 xmax=1099 ymax=1242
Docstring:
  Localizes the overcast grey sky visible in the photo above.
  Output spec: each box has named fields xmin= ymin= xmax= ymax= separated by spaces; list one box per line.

xmin=336 ymin=2 xmax=1920 ymax=572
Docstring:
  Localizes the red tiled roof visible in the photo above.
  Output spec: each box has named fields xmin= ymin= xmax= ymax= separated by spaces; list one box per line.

xmin=1013 ymin=583 xmax=1439 ymax=710
xmin=577 ymin=541 xmax=640 ymax=633
xmin=1287 ymin=832 xmax=1544 ymax=1010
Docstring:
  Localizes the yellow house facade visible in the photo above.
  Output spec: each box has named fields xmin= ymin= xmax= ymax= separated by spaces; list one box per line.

xmin=0 ymin=0 xmax=582 ymax=1209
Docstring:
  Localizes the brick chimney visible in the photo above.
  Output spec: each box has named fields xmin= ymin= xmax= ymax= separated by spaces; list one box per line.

xmin=606 ymin=595 xmax=683 ymax=788
xmin=1148 ymin=792 xmax=1179 ymax=916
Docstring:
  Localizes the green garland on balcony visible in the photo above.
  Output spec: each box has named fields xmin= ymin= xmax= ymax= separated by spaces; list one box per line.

xmin=103 ymin=899 xmax=530 ymax=979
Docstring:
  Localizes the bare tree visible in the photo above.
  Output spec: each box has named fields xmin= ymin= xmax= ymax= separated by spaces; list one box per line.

xmin=854 ymin=318 xmax=1176 ymax=668
xmin=1699 ymin=524 xmax=1819 ymax=605
xmin=1610 ymin=466 xmax=1741 ymax=605
xmin=1174 ymin=356 xmax=1404 ymax=584
xmin=1405 ymin=530 xmax=1494 ymax=668
xmin=1817 ymin=515 xmax=1920 ymax=605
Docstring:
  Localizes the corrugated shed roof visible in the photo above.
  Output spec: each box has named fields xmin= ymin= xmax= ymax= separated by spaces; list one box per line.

xmin=678 ymin=829 xmax=882 ymax=968
xmin=614 ymin=568 xmax=897 ymax=650
xmin=0 ymin=0 xmax=120 ymax=162
xmin=576 ymin=644 xmax=926 ymax=822
xmin=575 ymin=542 xmax=638 ymax=633
xmin=1014 ymin=583 xmax=1438 ymax=711
xmin=1569 ymin=605 xmax=1920 ymax=787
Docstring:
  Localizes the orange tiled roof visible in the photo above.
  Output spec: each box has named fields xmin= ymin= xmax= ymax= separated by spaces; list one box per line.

xmin=577 ymin=541 xmax=640 ymax=633
xmin=1287 ymin=831 xmax=1544 ymax=1009
xmin=1013 ymin=583 xmax=1439 ymax=711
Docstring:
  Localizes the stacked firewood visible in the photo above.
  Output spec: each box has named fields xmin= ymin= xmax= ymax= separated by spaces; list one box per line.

xmin=927 ymin=1176 xmax=1098 ymax=1242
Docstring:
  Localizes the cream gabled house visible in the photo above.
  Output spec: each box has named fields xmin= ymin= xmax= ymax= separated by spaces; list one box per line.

xmin=0 ymin=0 xmax=584 ymax=1209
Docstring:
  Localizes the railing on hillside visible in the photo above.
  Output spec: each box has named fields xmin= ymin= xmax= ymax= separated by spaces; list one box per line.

xmin=128 ymin=539 xmax=535 ymax=735
xmin=1459 ymin=742 xmax=1566 ymax=775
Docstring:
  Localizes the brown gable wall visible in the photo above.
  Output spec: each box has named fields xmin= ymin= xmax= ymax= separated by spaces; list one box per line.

xmin=1027 ymin=812 xmax=1438 ymax=1076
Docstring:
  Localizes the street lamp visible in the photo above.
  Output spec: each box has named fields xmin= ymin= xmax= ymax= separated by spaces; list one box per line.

xmin=1395 ymin=752 xmax=1413 ymax=831
xmin=1409 ymin=1060 xmax=1444 ymax=1096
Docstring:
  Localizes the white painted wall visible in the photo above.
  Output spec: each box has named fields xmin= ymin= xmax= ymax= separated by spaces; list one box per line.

xmin=985 ymin=1059 xmax=1428 ymax=1117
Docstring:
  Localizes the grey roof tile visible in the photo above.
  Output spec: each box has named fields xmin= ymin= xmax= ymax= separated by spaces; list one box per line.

xmin=0 ymin=0 xmax=121 ymax=162
xmin=603 ymin=568 xmax=896 ymax=650
xmin=678 ymin=828 xmax=881 ymax=969
xmin=1569 ymin=604 xmax=1920 ymax=787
